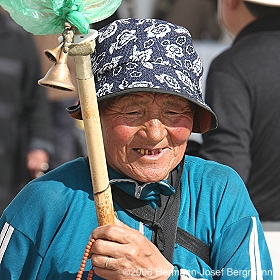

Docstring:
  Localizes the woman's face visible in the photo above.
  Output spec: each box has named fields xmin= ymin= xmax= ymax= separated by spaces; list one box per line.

xmin=100 ymin=92 xmax=194 ymax=182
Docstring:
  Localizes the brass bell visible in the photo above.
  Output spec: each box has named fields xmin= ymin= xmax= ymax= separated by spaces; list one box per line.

xmin=43 ymin=42 xmax=63 ymax=63
xmin=38 ymin=49 xmax=75 ymax=92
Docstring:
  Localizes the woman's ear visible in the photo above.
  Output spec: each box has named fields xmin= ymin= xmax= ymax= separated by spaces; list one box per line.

xmin=225 ymin=0 xmax=240 ymax=10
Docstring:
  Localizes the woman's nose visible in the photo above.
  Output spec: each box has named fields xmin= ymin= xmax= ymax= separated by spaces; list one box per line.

xmin=142 ymin=118 xmax=167 ymax=142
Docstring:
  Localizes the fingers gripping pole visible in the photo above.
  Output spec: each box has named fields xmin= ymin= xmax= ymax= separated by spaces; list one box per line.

xmin=69 ymin=31 xmax=115 ymax=226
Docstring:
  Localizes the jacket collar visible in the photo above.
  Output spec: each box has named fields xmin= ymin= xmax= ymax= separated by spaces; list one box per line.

xmin=108 ymin=166 xmax=175 ymax=208
xmin=235 ymin=16 xmax=280 ymax=44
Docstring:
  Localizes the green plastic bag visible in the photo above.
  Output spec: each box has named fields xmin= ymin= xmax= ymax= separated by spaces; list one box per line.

xmin=0 ymin=0 xmax=122 ymax=35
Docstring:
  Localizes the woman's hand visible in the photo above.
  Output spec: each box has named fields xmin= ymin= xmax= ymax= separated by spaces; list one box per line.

xmin=26 ymin=149 xmax=49 ymax=178
xmin=90 ymin=218 xmax=174 ymax=280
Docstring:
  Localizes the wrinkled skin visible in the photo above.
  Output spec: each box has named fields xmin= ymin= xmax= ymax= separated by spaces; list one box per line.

xmin=100 ymin=92 xmax=194 ymax=182
xmin=90 ymin=92 xmax=194 ymax=279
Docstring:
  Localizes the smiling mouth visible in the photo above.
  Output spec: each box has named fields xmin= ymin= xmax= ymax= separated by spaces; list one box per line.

xmin=135 ymin=148 xmax=163 ymax=155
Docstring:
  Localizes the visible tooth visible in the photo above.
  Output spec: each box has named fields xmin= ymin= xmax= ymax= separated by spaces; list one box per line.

xmin=137 ymin=148 xmax=163 ymax=155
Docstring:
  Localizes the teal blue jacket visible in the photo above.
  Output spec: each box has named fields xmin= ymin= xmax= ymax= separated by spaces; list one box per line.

xmin=0 ymin=156 xmax=273 ymax=279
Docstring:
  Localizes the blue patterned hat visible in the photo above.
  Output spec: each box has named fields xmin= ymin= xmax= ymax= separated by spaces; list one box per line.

xmin=67 ymin=18 xmax=217 ymax=133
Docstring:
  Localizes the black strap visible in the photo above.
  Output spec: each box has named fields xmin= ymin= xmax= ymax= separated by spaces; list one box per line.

xmin=111 ymin=164 xmax=182 ymax=262
xmin=84 ymin=156 xmax=211 ymax=266
xmin=112 ymin=186 xmax=210 ymax=266
xmin=176 ymin=228 xmax=210 ymax=266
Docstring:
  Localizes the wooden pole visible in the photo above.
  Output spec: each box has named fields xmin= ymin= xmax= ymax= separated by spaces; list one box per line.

xmin=69 ymin=30 xmax=115 ymax=226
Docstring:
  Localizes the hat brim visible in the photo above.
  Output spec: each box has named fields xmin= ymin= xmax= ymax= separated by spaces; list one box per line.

xmin=244 ymin=0 xmax=280 ymax=6
xmin=66 ymin=87 xmax=217 ymax=134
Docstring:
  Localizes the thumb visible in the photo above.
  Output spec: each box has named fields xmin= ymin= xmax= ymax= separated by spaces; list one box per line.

xmin=114 ymin=216 xmax=130 ymax=228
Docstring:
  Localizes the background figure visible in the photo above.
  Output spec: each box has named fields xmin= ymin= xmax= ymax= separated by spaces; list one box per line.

xmin=154 ymin=0 xmax=222 ymax=40
xmin=198 ymin=0 xmax=280 ymax=223
xmin=33 ymin=35 xmax=86 ymax=170
xmin=0 ymin=7 xmax=53 ymax=213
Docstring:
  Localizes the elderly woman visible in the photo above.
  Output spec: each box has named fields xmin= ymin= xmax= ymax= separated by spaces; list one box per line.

xmin=0 ymin=18 xmax=272 ymax=279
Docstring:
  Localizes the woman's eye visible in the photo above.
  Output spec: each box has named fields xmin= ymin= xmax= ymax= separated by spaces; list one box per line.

xmin=165 ymin=106 xmax=193 ymax=116
xmin=125 ymin=110 xmax=142 ymax=116
xmin=165 ymin=110 xmax=181 ymax=115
